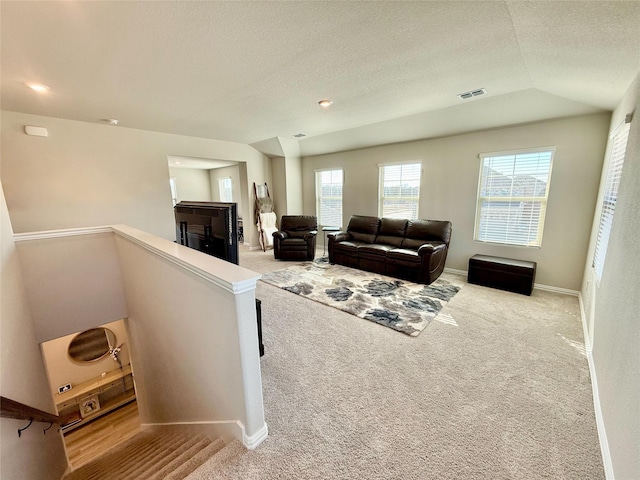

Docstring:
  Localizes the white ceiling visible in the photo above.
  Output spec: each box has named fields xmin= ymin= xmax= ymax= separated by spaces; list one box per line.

xmin=2 ymin=1 xmax=639 ymax=161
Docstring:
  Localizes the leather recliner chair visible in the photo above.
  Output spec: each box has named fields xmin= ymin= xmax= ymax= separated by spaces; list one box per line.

xmin=273 ymin=215 xmax=318 ymax=260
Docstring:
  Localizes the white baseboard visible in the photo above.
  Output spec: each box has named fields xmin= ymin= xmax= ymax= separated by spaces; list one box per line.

xmin=577 ymin=294 xmax=615 ymax=479
xmin=533 ymin=283 xmax=579 ymax=296
xmin=444 ymin=267 xmax=467 ymax=276
xmin=443 ymin=266 xmax=580 ymax=297
xmin=243 ymin=423 xmax=269 ymax=450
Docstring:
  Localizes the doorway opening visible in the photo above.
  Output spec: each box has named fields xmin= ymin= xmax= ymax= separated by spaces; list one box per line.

xmin=40 ymin=318 xmax=139 ymax=469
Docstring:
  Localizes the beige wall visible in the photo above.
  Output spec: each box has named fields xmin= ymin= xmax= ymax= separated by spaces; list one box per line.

xmin=269 ymin=155 xmax=303 ymax=220
xmin=303 ymin=113 xmax=610 ymax=291
xmin=0 ymin=187 xmax=68 ymax=480
xmin=169 ymin=167 xmax=213 ymax=203
xmin=15 ymin=232 xmax=128 ymax=343
xmin=114 ymin=229 xmax=265 ymax=437
xmin=270 ymin=157 xmax=287 ymax=216
xmin=582 ymin=74 xmax=639 ymax=479
xmin=238 ymin=163 xmax=250 ymax=244
xmin=245 ymin=154 xmax=273 ymax=247
xmin=41 ymin=319 xmax=131 ymax=398
xmin=209 ymin=164 xmax=242 ymax=213
xmin=1 ymin=111 xmax=269 ymax=242
xmin=285 ymin=156 xmax=303 ymax=214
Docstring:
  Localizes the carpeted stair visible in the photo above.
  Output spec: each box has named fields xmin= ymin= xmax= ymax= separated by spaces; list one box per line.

xmin=62 ymin=430 xmax=225 ymax=480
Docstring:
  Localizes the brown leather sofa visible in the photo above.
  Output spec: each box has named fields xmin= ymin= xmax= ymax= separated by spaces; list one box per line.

xmin=328 ymin=215 xmax=452 ymax=284
xmin=273 ymin=215 xmax=318 ymax=260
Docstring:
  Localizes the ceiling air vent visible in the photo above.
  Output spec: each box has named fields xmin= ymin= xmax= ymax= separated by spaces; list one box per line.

xmin=458 ymin=88 xmax=486 ymax=100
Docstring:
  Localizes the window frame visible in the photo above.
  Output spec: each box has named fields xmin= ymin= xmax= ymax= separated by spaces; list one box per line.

xmin=315 ymin=169 xmax=343 ymax=228
xmin=592 ymin=122 xmax=631 ymax=282
xmin=474 ymin=147 xmax=555 ymax=248
xmin=218 ymin=177 xmax=233 ymax=203
xmin=378 ymin=160 xmax=422 ymax=220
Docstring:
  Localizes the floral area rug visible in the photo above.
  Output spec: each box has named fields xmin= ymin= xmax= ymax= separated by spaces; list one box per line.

xmin=261 ymin=259 xmax=462 ymax=336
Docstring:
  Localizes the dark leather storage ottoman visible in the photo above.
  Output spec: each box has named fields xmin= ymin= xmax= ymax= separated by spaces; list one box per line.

xmin=468 ymin=254 xmax=536 ymax=296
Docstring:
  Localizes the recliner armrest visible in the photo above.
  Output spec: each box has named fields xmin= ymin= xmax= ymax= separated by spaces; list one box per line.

xmin=273 ymin=231 xmax=288 ymax=240
xmin=304 ymin=230 xmax=318 ymax=239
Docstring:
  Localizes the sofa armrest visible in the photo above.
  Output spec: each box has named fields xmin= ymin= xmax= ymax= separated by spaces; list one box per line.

xmin=328 ymin=231 xmax=349 ymax=243
xmin=417 ymin=243 xmax=446 ymax=257
xmin=273 ymin=231 xmax=288 ymax=240
xmin=417 ymin=243 xmax=449 ymax=284
xmin=304 ymin=230 xmax=318 ymax=239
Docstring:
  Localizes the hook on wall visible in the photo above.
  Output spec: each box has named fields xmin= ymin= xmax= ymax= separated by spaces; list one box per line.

xmin=18 ymin=418 xmax=33 ymax=438
xmin=43 ymin=422 xmax=54 ymax=435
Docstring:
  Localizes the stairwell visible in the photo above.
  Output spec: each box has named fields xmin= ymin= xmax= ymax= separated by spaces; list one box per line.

xmin=61 ymin=430 xmax=228 ymax=480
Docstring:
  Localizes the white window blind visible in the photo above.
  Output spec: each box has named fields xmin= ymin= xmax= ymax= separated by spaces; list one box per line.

xmin=315 ymin=169 xmax=343 ymax=227
xmin=475 ymin=148 xmax=554 ymax=247
xmin=218 ymin=177 xmax=233 ymax=202
xmin=379 ymin=162 xmax=421 ymax=219
xmin=593 ymin=123 xmax=630 ymax=281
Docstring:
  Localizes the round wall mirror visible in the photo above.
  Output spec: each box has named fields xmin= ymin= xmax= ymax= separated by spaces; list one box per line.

xmin=68 ymin=327 xmax=116 ymax=363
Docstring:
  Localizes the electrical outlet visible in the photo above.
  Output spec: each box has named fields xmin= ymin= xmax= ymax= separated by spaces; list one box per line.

xmin=58 ymin=383 xmax=72 ymax=394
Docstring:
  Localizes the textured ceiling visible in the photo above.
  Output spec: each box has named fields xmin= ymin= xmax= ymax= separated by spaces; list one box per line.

xmin=2 ymin=1 xmax=639 ymax=160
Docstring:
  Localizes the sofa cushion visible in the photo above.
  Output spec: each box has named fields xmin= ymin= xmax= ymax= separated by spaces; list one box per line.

xmin=332 ymin=240 xmax=363 ymax=254
xmin=359 ymin=244 xmax=393 ymax=257
xmin=280 ymin=215 xmax=318 ymax=239
xmin=386 ymin=248 xmax=420 ymax=259
xmin=286 ymin=231 xmax=309 ymax=239
xmin=375 ymin=218 xmax=407 ymax=247
xmin=402 ymin=220 xmax=451 ymax=249
xmin=279 ymin=238 xmax=308 ymax=248
xmin=347 ymin=215 xmax=380 ymax=244
xmin=386 ymin=248 xmax=421 ymax=264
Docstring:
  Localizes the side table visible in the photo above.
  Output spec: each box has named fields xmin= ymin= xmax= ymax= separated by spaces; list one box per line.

xmin=322 ymin=226 xmax=341 ymax=257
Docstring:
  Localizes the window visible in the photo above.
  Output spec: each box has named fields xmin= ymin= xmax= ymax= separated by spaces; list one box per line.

xmin=475 ymin=148 xmax=554 ymax=247
xmin=218 ymin=177 xmax=233 ymax=202
xmin=315 ymin=169 xmax=343 ymax=227
xmin=169 ymin=177 xmax=178 ymax=206
xmin=593 ymin=122 xmax=630 ymax=281
xmin=379 ymin=162 xmax=421 ymax=219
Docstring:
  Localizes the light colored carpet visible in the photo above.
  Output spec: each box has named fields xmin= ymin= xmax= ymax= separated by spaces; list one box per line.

xmin=189 ymin=248 xmax=604 ymax=479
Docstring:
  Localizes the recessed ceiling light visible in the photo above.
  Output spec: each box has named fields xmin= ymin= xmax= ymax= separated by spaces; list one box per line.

xmin=318 ymin=99 xmax=333 ymax=108
xmin=25 ymin=83 xmax=49 ymax=93
xmin=293 ymin=133 xmax=306 ymax=138
xmin=174 ymin=161 xmax=182 ymax=165
xmin=102 ymin=118 xmax=119 ymax=125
